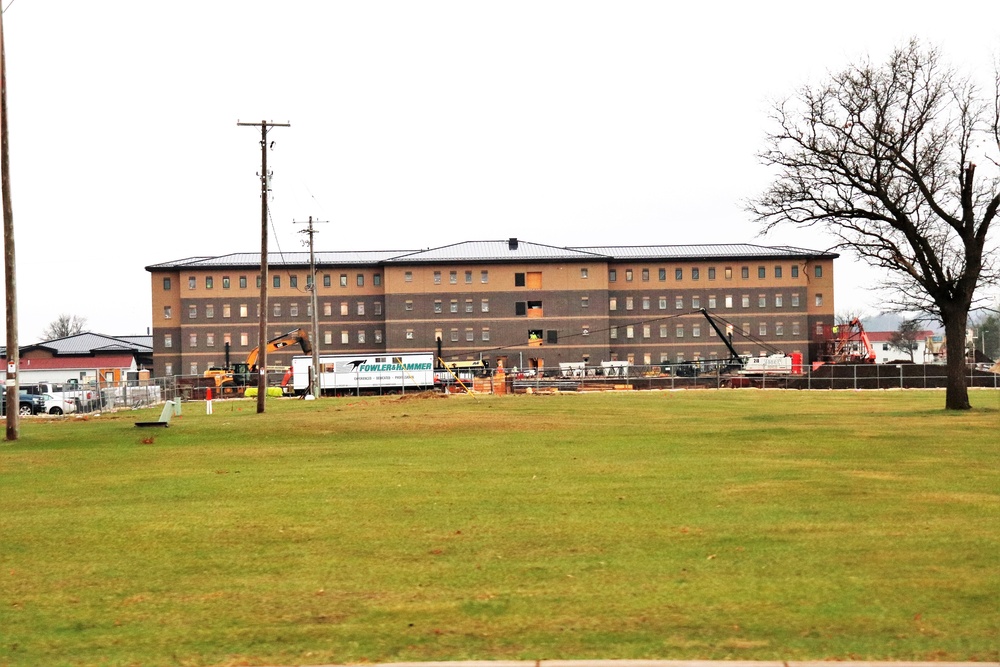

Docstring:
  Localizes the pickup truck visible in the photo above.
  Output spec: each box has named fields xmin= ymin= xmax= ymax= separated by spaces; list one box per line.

xmin=22 ymin=382 xmax=97 ymax=412
xmin=1 ymin=392 xmax=46 ymax=416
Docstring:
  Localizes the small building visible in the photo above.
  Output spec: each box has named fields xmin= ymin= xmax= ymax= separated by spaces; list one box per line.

xmin=2 ymin=333 xmax=154 ymax=386
xmin=866 ymin=330 xmax=938 ymax=364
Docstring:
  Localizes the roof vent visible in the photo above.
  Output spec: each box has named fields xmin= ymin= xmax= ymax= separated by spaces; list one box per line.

xmin=508 ymin=237 xmax=519 ymax=251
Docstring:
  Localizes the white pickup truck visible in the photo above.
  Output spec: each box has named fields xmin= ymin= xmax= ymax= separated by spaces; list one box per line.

xmin=22 ymin=382 xmax=97 ymax=415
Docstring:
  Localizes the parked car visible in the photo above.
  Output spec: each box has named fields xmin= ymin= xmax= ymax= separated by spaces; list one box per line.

xmin=41 ymin=393 xmax=77 ymax=415
xmin=0 ymin=392 xmax=46 ymax=416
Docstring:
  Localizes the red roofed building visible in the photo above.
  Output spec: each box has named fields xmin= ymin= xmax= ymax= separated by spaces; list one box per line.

xmin=865 ymin=329 xmax=943 ymax=364
xmin=2 ymin=333 xmax=153 ymax=385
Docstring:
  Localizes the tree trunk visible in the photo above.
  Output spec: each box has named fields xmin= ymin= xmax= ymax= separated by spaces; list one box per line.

xmin=943 ymin=313 xmax=971 ymax=410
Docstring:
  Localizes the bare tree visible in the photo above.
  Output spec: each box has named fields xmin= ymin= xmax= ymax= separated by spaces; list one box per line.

xmin=889 ymin=319 xmax=923 ymax=362
xmin=749 ymin=40 xmax=999 ymax=410
xmin=41 ymin=314 xmax=87 ymax=341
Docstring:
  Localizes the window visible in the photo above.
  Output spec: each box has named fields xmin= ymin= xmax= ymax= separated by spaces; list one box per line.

xmin=708 ymin=295 xmax=716 ymax=309
xmin=465 ymin=271 xmax=472 ymax=284
xmin=675 ymin=324 xmax=684 ymax=338
xmin=324 ymin=331 xmax=333 ymax=345
xmin=223 ymin=304 xmax=231 ymax=318
xmin=608 ymin=269 xmax=616 ymax=282
xmin=357 ymin=274 xmax=364 ymax=287
xmin=450 ymin=329 xmax=459 ymax=342
xmin=626 ymin=269 xmax=633 ymax=282
xmin=323 ymin=302 xmax=332 ymax=316
xmin=691 ymin=296 xmax=700 ymax=309
xmin=190 ymin=362 xmax=198 ymax=375
xmin=434 ymin=271 xmax=441 ymax=284
xmin=582 ymin=326 xmax=590 ymax=337
xmin=188 ymin=276 xmax=196 ymax=289
xmin=223 ymin=276 xmax=230 ymax=289
xmin=450 ymin=271 xmax=458 ymax=284
xmin=791 ymin=265 xmax=799 ymax=278
xmin=206 ymin=304 xmax=214 ymax=319
xmin=374 ymin=302 xmax=382 ymax=315
xmin=758 ymin=266 xmax=766 ymax=279
xmin=290 ymin=275 xmax=298 ymax=288
xmin=374 ymin=274 xmax=382 ymax=286
xmin=434 ymin=300 xmax=442 ymax=314
xmin=515 ymin=272 xmax=526 ymax=286
xmin=742 ymin=295 xmax=750 ymax=308
xmin=692 ymin=323 xmax=701 ymax=337
xmin=404 ymin=271 xmax=412 ymax=282
xmin=758 ymin=295 xmax=766 ymax=308
xmin=306 ymin=303 xmax=312 ymax=316
xmin=342 ymin=331 xmax=349 ymax=345
xmin=189 ymin=333 xmax=197 ymax=348
xmin=815 ymin=266 xmax=823 ymax=278
xmin=465 ymin=299 xmax=473 ymax=313
xmin=659 ymin=324 xmax=667 ymax=338
xmin=374 ymin=329 xmax=383 ymax=343
xmin=642 ymin=297 xmax=650 ymax=310
xmin=791 ymin=293 xmax=800 ymax=307
xmin=466 ymin=329 xmax=474 ymax=342
xmin=273 ymin=303 xmax=281 ymax=317
xmin=163 ymin=277 xmax=171 ymax=290
xmin=658 ymin=268 xmax=666 ymax=281
xmin=775 ymin=294 xmax=783 ymax=308
xmin=675 ymin=268 xmax=683 ymax=281
xmin=691 ymin=268 xmax=700 ymax=281
xmin=240 ymin=304 xmax=248 ymax=318
xmin=643 ymin=324 xmax=651 ymax=339
xmin=792 ymin=321 xmax=801 ymax=335
xmin=481 ymin=270 xmax=489 ymax=283
xmin=626 ymin=325 xmax=634 ymax=339
xmin=164 ymin=363 xmax=173 ymax=376
xmin=759 ymin=322 xmax=767 ymax=336
xmin=206 ymin=333 xmax=215 ymax=347
xmin=340 ymin=274 xmax=348 ymax=287
xmin=163 ymin=306 xmax=172 ymax=319
xmin=482 ymin=328 xmax=490 ymax=341
xmin=741 ymin=266 xmax=749 ymax=279
xmin=164 ymin=334 xmax=172 ymax=348
xmin=357 ymin=302 xmax=365 ymax=316
xmin=775 ymin=323 xmax=784 ymax=336
xmin=641 ymin=268 xmax=649 ymax=281
xmin=358 ymin=330 xmax=366 ymax=344
xmin=257 ymin=276 xmax=262 ymax=288
xmin=626 ymin=296 xmax=634 ymax=310
xmin=323 ymin=274 xmax=331 ymax=287
xmin=481 ymin=299 xmax=490 ymax=313
xmin=725 ymin=295 xmax=733 ymax=308
xmin=341 ymin=301 xmax=349 ymax=316
xmin=236 ymin=332 xmax=247 ymax=346
xmin=188 ymin=305 xmax=197 ymax=319
xmin=774 ymin=266 xmax=782 ymax=279
xmin=659 ymin=297 xmax=667 ymax=310
xmin=450 ymin=299 xmax=458 ymax=313
xmin=609 ymin=297 xmax=617 ymax=311
xmin=675 ymin=296 xmax=683 ymax=309
xmin=725 ymin=267 xmax=733 ymax=280
xmin=546 ymin=330 xmax=558 ymax=344
xmin=610 ymin=326 xmax=618 ymax=339
xmin=708 ymin=267 xmax=716 ymax=280
xmin=815 ymin=293 xmax=823 ymax=306
xmin=405 ymin=300 xmax=413 ymax=311
xmin=581 ymin=268 xmax=589 ymax=279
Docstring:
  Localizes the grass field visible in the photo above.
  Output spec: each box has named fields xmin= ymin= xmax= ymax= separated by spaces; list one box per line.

xmin=1 ymin=389 xmax=998 ymax=667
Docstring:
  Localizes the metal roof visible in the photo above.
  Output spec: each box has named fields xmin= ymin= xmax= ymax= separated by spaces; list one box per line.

xmin=387 ymin=240 xmax=609 ymax=263
xmin=146 ymin=240 xmax=838 ymax=271
xmin=574 ymin=244 xmax=839 ymax=260
xmin=28 ymin=332 xmax=153 ymax=356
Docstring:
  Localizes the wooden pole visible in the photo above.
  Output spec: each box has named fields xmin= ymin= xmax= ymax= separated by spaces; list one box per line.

xmin=1 ymin=7 xmax=19 ymax=440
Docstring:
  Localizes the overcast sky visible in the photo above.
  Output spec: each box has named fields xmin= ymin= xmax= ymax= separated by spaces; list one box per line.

xmin=2 ymin=0 xmax=998 ymax=341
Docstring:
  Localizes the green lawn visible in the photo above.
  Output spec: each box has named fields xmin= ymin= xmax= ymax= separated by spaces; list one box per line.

xmin=1 ymin=390 xmax=998 ymax=666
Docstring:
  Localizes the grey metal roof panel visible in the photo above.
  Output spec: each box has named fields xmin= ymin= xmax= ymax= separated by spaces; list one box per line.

xmin=574 ymin=244 xmax=839 ymax=260
xmin=387 ymin=240 xmax=610 ymax=263
xmin=33 ymin=333 xmax=152 ymax=355
xmin=147 ymin=250 xmax=411 ymax=270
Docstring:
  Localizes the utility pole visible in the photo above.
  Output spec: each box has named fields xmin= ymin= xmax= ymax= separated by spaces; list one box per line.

xmin=237 ymin=120 xmax=289 ymax=414
xmin=295 ymin=216 xmax=326 ymax=398
xmin=1 ymin=7 xmax=19 ymax=440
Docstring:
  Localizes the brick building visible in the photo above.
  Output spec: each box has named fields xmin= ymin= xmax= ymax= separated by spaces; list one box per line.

xmin=145 ymin=238 xmax=837 ymax=377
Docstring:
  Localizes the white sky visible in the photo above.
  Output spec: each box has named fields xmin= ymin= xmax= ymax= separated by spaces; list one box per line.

xmin=2 ymin=0 xmax=998 ymax=340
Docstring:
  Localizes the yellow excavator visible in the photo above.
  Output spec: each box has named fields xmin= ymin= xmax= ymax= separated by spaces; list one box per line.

xmin=204 ymin=328 xmax=312 ymax=394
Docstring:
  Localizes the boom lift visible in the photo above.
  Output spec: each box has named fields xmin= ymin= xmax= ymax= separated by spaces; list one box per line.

xmin=204 ymin=328 xmax=312 ymax=393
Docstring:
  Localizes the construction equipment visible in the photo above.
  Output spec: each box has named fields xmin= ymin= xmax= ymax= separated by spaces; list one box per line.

xmin=204 ymin=328 xmax=312 ymax=394
xmin=822 ymin=318 xmax=876 ymax=364
xmin=698 ymin=309 xmax=800 ymax=386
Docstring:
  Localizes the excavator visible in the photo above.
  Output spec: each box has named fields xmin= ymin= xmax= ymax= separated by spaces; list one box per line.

xmin=204 ymin=328 xmax=312 ymax=394
xmin=822 ymin=318 xmax=876 ymax=364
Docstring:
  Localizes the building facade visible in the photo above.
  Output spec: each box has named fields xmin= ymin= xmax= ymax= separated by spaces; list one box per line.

xmin=145 ymin=239 xmax=838 ymax=377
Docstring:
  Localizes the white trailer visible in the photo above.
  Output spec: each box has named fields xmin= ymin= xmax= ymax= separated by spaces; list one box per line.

xmin=292 ymin=353 xmax=436 ymax=395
